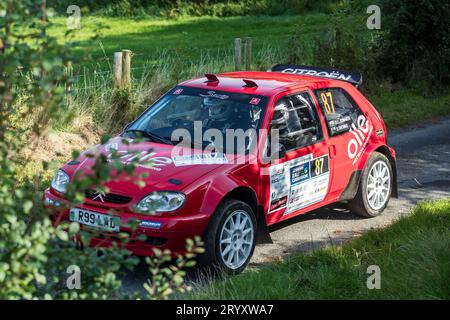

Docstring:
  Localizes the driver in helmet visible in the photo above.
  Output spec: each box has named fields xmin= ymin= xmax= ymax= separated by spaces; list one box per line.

xmin=203 ymin=97 xmax=236 ymax=133
xmin=270 ymin=99 xmax=290 ymax=142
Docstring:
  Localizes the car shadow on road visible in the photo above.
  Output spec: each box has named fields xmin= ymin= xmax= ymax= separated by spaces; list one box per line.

xmin=267 ymin=202 xmax=363 ymax=234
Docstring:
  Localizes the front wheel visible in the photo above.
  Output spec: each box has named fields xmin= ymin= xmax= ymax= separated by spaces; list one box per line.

xmin=199 ymin=200 xmax=256 ymax=274
xmin=349 ymin=152 xmax=393 ymax=217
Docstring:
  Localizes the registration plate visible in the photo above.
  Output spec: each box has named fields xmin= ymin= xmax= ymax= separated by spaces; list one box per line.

xmin=69 ymin=208 xmax=120 ymax=232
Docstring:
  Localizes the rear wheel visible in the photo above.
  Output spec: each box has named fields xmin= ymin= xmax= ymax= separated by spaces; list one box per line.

xmin=349 ymin=152 xmax=393 ymax=217
xmin=199 ymin=199 xmax=256 ymax=274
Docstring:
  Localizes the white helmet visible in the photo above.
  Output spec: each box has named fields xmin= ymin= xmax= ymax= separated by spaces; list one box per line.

xmin=204 ymin=97 xmax=231 ymax=121
xmin=271 ymin=100 xmax=291 ymax=138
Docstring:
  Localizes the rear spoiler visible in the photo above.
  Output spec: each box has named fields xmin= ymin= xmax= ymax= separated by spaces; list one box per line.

xmin=269 ymin=64 xmax=363 ymax=87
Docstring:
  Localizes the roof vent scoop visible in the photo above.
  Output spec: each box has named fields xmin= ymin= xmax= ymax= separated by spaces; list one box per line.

xmin=204 ymin=74 xmax=219 ymax=82
xmin=243 ymin=79 xmax=258 ymax=87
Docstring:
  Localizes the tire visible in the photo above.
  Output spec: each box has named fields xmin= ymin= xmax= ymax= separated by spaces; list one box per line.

xmin=199 ymin=199 xmax=257 ymax=274
xmin=349 ymin=152 xmax=393 ymax=218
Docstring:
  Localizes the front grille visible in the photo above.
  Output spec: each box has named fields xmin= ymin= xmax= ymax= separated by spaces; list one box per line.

xmin=93 ymin=232 xmax=167 ymax=246
xmin=144 ymin=237 xmax=167 ymax=246
xmin=85 ymin=190 xmax=132 ymax=204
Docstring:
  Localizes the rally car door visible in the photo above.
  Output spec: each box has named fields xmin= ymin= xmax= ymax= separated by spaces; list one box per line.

xmin=262 ymin=91 xmax=331 ymax=223
xmin=313 ymin=87 xmax=372 ymax=199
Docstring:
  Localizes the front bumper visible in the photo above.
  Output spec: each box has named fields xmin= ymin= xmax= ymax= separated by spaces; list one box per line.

xmin=43 ymin=188 xmax=209 ymax=256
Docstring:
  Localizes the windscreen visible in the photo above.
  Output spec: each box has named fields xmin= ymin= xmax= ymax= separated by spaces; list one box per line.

xmin=126 ymin=86 xmax=268 ymax=155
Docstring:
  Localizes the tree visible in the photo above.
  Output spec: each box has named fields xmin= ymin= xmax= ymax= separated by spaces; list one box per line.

xmin=0 ymin=0 xmax=201 ymax=299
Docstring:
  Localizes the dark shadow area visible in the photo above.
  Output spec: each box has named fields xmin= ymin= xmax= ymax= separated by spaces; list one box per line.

xmin=268 ymin=203 xmax=362 ymax=233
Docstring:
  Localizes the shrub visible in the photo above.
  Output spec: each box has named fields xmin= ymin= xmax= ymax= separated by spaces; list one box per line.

xmin=288 ymin=1 xmax=450 ymax=92
xmin=377 ymin=0 xmax=450 ymax=90
xmin=0 ymin=0 xmax=202 ymax=300
xmin=50 ymin=0 xmax=339 ymax=17
xmin=287 ymin=16 xmax=380 ymax=89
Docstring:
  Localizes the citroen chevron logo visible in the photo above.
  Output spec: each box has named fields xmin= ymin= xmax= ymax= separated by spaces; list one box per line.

xmin=92 ymin=191 xmax=106 ymax=203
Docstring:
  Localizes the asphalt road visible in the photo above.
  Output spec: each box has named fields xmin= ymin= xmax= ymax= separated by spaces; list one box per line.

xmin=121 ymin=117 xmax=450 ymax=293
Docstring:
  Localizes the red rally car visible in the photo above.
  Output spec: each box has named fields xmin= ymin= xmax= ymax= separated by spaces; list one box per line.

xmin=44 ymin=65 xmax=397 ymax=274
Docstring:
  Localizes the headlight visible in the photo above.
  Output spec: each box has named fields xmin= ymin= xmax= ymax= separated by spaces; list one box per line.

xmin=51 ymin=170 xmax=70 ymax=193
xmin=135 ymin=192 xmax=186 ymax=213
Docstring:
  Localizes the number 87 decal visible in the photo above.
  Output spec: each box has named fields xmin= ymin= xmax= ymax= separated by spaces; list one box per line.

xmin=311 ymin=155 xmax=329 ymax=178
xmin=315 ymin=158 xmax=324 ymax=176
xmin=320 ymin=92 xmax=335 ymax=114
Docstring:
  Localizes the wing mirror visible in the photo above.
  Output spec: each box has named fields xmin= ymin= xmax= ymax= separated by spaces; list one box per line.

xmin=124 ymin=122 xmax=133 ymax=130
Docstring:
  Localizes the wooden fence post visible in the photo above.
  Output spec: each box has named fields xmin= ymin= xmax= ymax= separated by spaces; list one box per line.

xmin=121 ymin=49 xmax=132 ymax=89
xmin=234 ymin=38 xmax=241 ymax=71
xmin=113 ymin=51 xmax=123 ymax=89
xmin=244 ymin=37 xmax=252 ymax=70
xmin=65 ymin=60 xmax=73 ymax=92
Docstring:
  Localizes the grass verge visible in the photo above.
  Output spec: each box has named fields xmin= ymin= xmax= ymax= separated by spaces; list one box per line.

xmin=49 ymin=14 xmax=347 ymax=70
xmin=188 ymin=199 xmax=450 ymax=299
xmin=370 ymin=89 xmax=450 ymax=129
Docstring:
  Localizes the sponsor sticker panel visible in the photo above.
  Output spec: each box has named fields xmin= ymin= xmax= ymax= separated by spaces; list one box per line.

xmin=172 ymin=153 xmax=229 ymax=166
xmin=269 ymin=154 xmax=330 ymax=214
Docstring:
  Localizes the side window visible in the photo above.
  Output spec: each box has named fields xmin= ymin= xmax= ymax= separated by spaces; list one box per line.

xmin=271 ymin=92 xmax=323 ymax=151
xmin=315 ymin=88 xmax=363 ymax=137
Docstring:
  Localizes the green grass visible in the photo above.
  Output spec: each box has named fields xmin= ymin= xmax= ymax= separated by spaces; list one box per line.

xmin=188 ymin=199 xmax=450 ymax=299
xmin=49 ymin=14 xmax=358 ymax=70
xmin=370 ymin=88 xmax=450 ymax=129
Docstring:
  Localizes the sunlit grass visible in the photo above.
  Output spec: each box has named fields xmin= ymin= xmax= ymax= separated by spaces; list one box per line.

xmin=48 ymin=13 xmax=347 ymax=70
xmin=188 ymin=199 xmax=450 ymax=299
xmin=371 ymin=89 xmax=450 ymax=129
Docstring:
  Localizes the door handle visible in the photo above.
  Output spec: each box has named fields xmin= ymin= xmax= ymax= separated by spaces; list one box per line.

xmin=329 ymin=145 xmax=336 ymax=158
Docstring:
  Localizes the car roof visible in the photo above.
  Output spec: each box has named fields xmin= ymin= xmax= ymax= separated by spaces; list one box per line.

xmin=179 ymin=71 xmax=337 ymax=96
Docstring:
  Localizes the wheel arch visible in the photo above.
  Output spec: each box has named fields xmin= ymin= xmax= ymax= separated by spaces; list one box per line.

xmin=374 ymin=145 xmax=398 ymax=198
xmin=219 ymin=187 xmax=272 ymax=244
xmin=340 ymin=145 xmax=398 ymax=201
xmin=222 ymin=187 xmax=258 ymax=216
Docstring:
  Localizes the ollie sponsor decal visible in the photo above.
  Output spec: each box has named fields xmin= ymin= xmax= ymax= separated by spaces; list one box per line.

xmin=347 ymin=115 xmax=372 ymax=165
xmin=105 ymin=148 xmax=172 ymax=171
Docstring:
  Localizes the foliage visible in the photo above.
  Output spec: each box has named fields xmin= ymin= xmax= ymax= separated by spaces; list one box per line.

xmin=377 ymin=0 xmax=450 ymax=91
xmin=49 ymin=0 xmax=339 ymax=17
xmin=287 ymin=15 xmax=381 ymax=89
xmin=189 ymin=199 xmax=450 ymax=299
xmin=144 ymin=237 xmax=204 ymax=299
xmin=0 ymin=0 xmax=201 ymax=299
xmin=288 ymin=1 xmax=450 ymax=93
